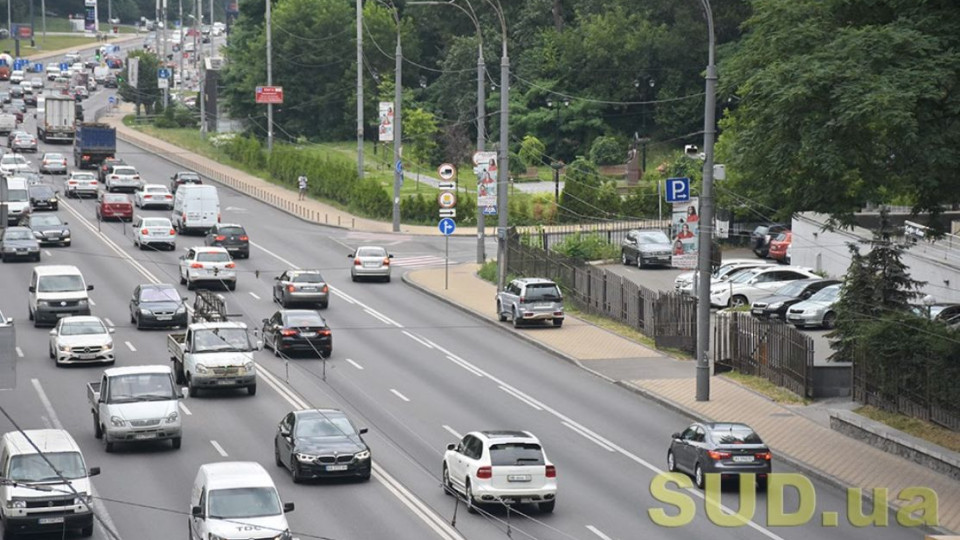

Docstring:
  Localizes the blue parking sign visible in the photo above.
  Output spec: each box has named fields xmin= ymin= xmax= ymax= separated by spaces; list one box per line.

xmin=59 ymin=62 xmax=69 ymax=71
xmin=665 ymin=177 xmax=691 ymax=203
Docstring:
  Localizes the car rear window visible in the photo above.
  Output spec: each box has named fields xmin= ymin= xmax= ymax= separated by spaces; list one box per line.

xmin=710 ymin=427 xmax=763 ymax=445
xmin=489 ymin=443 xmax=545 ymax=466
xmin=524 ymin=284 xmax=561 ymax=302
xmin=284 ymin=314 xmax=326 ymax=327
xmin=103 ymin=194 xmax=129 ymax=203
xmin=197 ymin=252 xmax=231 ymax=263
xmin=358 ymin=247 xmax=386 ymax=258
xmin=219 ymin=226 xmax=245 ymax=236
xmin=292 ymin=273 xmax=324 ymax=283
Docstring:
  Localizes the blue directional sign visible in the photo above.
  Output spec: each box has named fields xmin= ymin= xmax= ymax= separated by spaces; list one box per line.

xmin=438 ymin=218 xmax=456 ymax=236
xmin=157 ymin=68 xmax=171 ymax=79
xmin=395 ymin=159 xmax=402 ymax=174
xmin=108 ymin=96 xmax=116 ymax=105
xmin=665 ymin=177 xmax=691 ymax=203
xmin=32 ymin=63 xmax=42 ymax=72
xmin=59 ymin=62 xmax=69 ymax=71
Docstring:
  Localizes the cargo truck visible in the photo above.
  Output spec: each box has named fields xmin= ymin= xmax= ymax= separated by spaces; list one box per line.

xmin=74 ymin=123 xmax=116 ymax=168
xmin=37 ymin=95 xmax=77 ymax=143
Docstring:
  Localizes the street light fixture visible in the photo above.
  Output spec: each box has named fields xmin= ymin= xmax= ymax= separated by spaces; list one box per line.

xmin=545 ymin=98 xmax=568 ymax=202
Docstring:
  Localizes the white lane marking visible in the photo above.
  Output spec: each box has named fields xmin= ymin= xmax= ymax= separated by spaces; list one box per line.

xmin=178 ymin=402 xmax=192 ymax=415
xmin=255 ymin=366 xmax=464 ymax=540
xmin=104 ymin=318 xmax=115 ymax=327
xmin=89 ymin=298 xmax=96 ymax=306
xmin=31 ymin=379 xmax=122 ymax=539
xmin=586 ymin=525 xmax=614 ymax=540
xmin=248 ymin=292 xmax=260 ymax=300
xmin=446 ymin=355 xmax=483 ymax=377
xmin=43 ymin=249 xmax=52 ymax=256
xmin=402 ymin=330 xmax=433 ymax=349
xmin=419 ymin=340 xmax=784 ymax=539
xmin=346 ymin=358 xmax=364 ymax=370
xmin=390 ymin=389 xmax=411 ymax=402
xmin=442 ymin=425 xmax=462 ymax=440
xmin=499 ymin=385 xmax=543 ymax=411
xmin=364 ymin=308 xmax=397 ymax=327
xmin=210 ymin=440 xmax=229 ymax=457
xmin=124 ymin=341 xmax=136 ymax=351
xmin=15 ymin=347 xmax=23 ymax=358
xmin=563 ymin=422 xmax=615 ymax=452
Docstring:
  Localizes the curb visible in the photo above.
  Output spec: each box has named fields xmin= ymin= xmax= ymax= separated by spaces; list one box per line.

xmin=615 ymin=380 xmax=955 ymax=536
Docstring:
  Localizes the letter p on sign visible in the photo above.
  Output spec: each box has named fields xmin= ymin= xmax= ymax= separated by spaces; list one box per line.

xmin=666 ymin=177 xmax=691 ymax=203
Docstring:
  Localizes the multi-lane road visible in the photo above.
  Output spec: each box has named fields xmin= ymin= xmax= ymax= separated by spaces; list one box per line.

xmin=0 ymin=43 xmax=926 ymax=540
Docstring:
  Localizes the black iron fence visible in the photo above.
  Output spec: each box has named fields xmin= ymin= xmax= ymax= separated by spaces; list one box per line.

xmin=713 ymin=312 xmax=815 ymax=398
xmin=505 ymin=233 xmax=696 ymax=353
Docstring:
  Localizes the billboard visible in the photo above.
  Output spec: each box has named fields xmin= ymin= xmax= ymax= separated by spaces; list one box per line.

xmin=127 ymin=57 xmax=139 ymax=88
xmin=84 ymin=0 xmax=98 ymax=33
xmin=473 ymin=151 xmax=498 ymax=208
xmin=255 ymin=86 xmax=283 ymax=104
xmin=378 ymin=101 xmax=393 ymax=142
xmin=671 ymin=197 xmax=700 ymax=269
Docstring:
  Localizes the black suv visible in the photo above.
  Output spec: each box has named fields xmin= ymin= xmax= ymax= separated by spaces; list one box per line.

xmin=170 ymin=171 xmax=202 ymax=192
xmin=204 ymin=223 xmax=250 ymax=259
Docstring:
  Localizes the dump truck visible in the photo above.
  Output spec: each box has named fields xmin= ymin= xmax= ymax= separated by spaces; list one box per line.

xmin=74 ymin=122 xmax=116 ymax=168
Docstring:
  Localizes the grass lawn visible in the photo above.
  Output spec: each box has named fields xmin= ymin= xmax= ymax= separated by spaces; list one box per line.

xmin=1 ymin=35 xmax=99 ymax=56
xmin=35 ymin=18 xmax=139 ymax=34
xmin=719 ymin=370 xmax=810 ymax=405
xmin=855 ymin=405 xmax=960 ymax=453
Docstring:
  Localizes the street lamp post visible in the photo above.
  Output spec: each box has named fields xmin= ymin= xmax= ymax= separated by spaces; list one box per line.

xmin=694 ymin=0 xmax=717 ymax=402
xmin=265 ymin=0 xmax=273 ymax=151
xmin=484 ymin=0 xmax=509 ymax=291
xmin=391 ymin=9 xmax=402 ymax=232
xmin=546 ymin=98 xmax=568 ymax=202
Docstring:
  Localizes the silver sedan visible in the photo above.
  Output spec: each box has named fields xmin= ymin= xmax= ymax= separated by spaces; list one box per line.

xmin=348 ymin=246 xmax=393 ymax=283
xmin=273 ymin=269 xmax=330 ymax=308
xmin=40 ymin=152 xmax=69 ymax=174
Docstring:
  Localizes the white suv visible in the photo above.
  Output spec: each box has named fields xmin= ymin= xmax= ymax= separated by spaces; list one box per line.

xmin=105 ymin=166 xmax=143 ymax=192
xmin=442 ymin=430 xmax=557 ymax=514
xmin=496 ymin=278 xmax=564 ymax=328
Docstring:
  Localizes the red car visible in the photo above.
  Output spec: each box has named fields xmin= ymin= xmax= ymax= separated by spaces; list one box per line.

xmin=768 ymin=231 xmax=792 ymax=262
xmin=96 ymin=193 xmax=133 ymax=222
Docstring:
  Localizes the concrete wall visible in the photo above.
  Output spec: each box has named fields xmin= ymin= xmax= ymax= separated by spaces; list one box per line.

xmin=792 ymin=213 xmax=960 ymax=304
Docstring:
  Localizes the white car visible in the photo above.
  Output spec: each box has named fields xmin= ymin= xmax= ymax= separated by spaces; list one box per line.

xmin=65 ymin=171 xmax=100 ymax=198
xmin=0 ymin=154 xmax=32 ymax=176
xmin=709 ymin=266 xmax=820 ymax=308
xmin=674 ymin=259 xmax=776 ymax=296
xmin=105 ymin=166 xmax=143 ymax=192
xmin=48 ymin=316 xmax=115 ymax=366
xmin=179 ymin=246 xmax=236 ymax=291
xmin=442 ymin=430 xmax=557 ymax=514
xmin=133 ymin=216 xmax=176 ymax=250
xmin=9 ymin=70 xmax=24 ymax=84
xmin=134 ymin=184 xmax=174 ymax=209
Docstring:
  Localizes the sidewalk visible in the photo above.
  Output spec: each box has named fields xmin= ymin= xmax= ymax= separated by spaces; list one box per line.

xmin=24 ymin=33 xmax=141 ymax=62
xmin=404 ymin=263 xmax=960 ymax=534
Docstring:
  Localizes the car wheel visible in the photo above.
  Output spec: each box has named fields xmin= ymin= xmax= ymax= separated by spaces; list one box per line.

xmin=553 ymin=319 xmax=563 ymax=328
xmin=135 ymin=314 xmax=144 ymax=330
xmin=34 ymin=253 xmax=41 ymax=262
xmin=103 ymin=436 xmax=115 ymax=453
xmin=442 ymin=464 xmax=453 ymax=496
xmin=497 ymin=301 xmax=507 ymax=322
xmin=186 ymin=279 xmax=195 ymax=291
xmin=512 ymin=308 xmax=522 ymax=328
xmin=48 ymin=344 xmax=54 ymax=359
xmin=756 ymin=475 xmax=768 ymax=492
xmin=539 ymin=500 xmax=556 ymax=513
xmin=621 ymin=251 xmax=629 ymax=265
xmin=822 ymin=311 xmax=837 ymax=329
xmin=667 ymin=450 xmax=677 ymax=472
xmin=465 ymin=481 xmax=477 ymax=514
xmin=275 ymin=442 xmax=284 ymax=467
xmin=694 ymin=463 xmax=705 ymax=489
xmin=130 ymin=311 xmax=136 ymax=324
xmin=247 ymin=384 xmax=256 ymax=396
xmin=319 ymin=301 xmax=328 ymax=309
xmin=171 ymin=437 xmax=182 ymax=450
xmin=227 ymin=281 xmax=237 ymax=291
xmin=731 ymin=295 xmax=748 ymax=308
xmin=291 ymin=461 xmax=303 ymax=484
xmin=637 ymin=255 xmax=645 ymax=269
xmin=187 ymin=375 xmax=200 ymax=397
xmin=93 ymin=416 xmax=102 ymax=439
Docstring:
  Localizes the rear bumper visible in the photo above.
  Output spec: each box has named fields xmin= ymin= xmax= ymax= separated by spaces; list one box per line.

xmin=281 ymin=291 xmax=329 ymax=305
xmin=473 ymin=483 xmax=557 ymax=504
xmin=105 ymin=424 xmax=182 ymax=443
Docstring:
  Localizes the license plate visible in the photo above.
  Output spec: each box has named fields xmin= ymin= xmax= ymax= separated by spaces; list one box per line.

xmin=56 ymin=313 xmax=70 ymax=318
xmin=363 ymin=263 xmax=379 ymax=268
xmin=79 ymin=353 xmax=98 ymax=359
xmin=156 ymin=316 xmax=172 ymax=321
xmin=134 ymin=432 xmax=156 ymax=440
xmin=752 ymin=309 xmax=763 ymax=315
xmin=216 ymin=379 xmax=235 ymax=385
xmin=507 ymin=475 xmax=531 ymax=482
xmin=17 ymin=249 xmax=26 ymax=253
xmin=39 ymin=517 xmax=65 ymax=525
xmin=732 ymin=456 xmax=754 ymax=463
xmin=535 ymin=303 xmax=552 ymax=309
xmin=300 ymin=332 xmax=316 ymax=338
xmin=301 ymin=287 xmax=317 ymax=292
xmin=326 ymin=465 xmax=348 ymax=472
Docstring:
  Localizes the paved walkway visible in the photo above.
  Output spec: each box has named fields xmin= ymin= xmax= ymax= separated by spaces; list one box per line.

xmin=404 ymin=263 xmax=960 ymax=534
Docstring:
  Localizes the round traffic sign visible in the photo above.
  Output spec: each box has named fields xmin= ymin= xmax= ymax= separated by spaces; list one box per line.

xmin=437 ymin=163 xmax=456 ymax=180
xmin=438 ymin=191 xmax=457 ymax=209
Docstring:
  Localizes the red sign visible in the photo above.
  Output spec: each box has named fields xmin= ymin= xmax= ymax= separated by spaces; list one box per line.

xmin=15 ymin=25 xmax=33 ymax=40
xmin=255 ymin=86 xmax=283 ymax=104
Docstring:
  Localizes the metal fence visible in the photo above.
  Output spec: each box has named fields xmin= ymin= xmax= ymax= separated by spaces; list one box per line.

xmin=713 ymin=312 xmax=814 ymax=398
xmin=516 ymin=220 xmax=671 ymax=252
xmin=505 ymin=233 xmax=696 ymax=353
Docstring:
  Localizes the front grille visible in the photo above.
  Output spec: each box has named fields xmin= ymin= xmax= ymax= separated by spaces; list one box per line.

xmin=316 ymin=454 xmax=355 ymax=464
xmin=211 ymin=367 xmax=240 ymax=376
xmin=77 ymin=346 xmax=102 ymax=354
xmin=753 ymin=303 xmax=767 ymax=309
xmin=129 ymin=418 xmax=161 ymax=427
xmin=23 ymin=496 xmax=74 ymax=509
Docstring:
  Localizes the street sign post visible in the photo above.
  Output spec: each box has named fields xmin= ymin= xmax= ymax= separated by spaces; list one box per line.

xmin=158 ymin=78 xmax=169 ymax=89
xmin=439 ymin=209 xmax=456 ymax=218
xmin=255 ymin=85 xmax=284 ymax=104
xmin=157 ymin=67 xmax=171 ymax=79
xmin=438 ymin=191 xmax=456 ymax=209
xmin=666 ymin=177 xmax=691 ymax=203
xmin=437 ymin=163 xmax=456 ymax=181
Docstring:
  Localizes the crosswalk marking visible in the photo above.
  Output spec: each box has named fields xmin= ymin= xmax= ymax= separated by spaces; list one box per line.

xmin=390 ymin=255 xmax=449 ymax=268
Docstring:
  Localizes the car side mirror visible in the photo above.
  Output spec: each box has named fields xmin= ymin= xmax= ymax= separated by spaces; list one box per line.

xmin=88 ymin=467 xmax=100 ymax=477
xmin=274 ymin=276 xmax=280 ymax=280
xmin=671 ymin=432 xmax=680 ymax=440
xmin=28 ymin=285 xmax=35 ymax=292
xmin=279 ymin=426 xmax=290 ymax=437
xmin=388 ymin=254 xmax=394 ymax=259
xmin=446 ymin=443 xmax=457 ymax=452
xmin=63 ymin=221 xmax=68 ymax=225
xmin=87 ymin=285 xmax=94 ymax=290
xmin=191 ymin=505 xmax=203 ymax=518
xmin=358 ymin=428 xmax=368 ymax=435
xmin=347 ymin=253 xmax=354 ymax=258
xmin=4 ymin=318 xmax=12 ymax=325
xmin=180 ymin=387 xmax=187 ymax=398
xmin=256 ymin=339 xmax=264 ymax=351
xmin=262 ymin=318 xmax=269 ymax=324
xmin=283 ymin=502 xmax=295 ymax=513
xmin=108 ymin=328 xmax=115 ymax=334
xmin=48 ymin=329 xmax=57 ymax=336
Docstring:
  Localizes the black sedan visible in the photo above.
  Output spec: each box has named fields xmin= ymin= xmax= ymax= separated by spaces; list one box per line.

xmin=21 ymin=214 xmax=71 ymax=246
xmin=204 ymin=223 xmax=250 ymax=259
xmin=620 ymin=229 xmax=673 ymax=268
xmin=751 ymin=279 xmax=840 ymax=320
xmin=28 ymin=184 xmax=59 ymax=211
xmin=667 ymin=422 xmax=771 ymax=490
xmin=274 ymin=409 xmax=371 ymax=483
xmin=129 ymin=283 xmax=188 ymax=329
xmin=1 ymin=226 xmax=41 ymax=262
xmin=261 ymin=309 xmax=332 ymax=358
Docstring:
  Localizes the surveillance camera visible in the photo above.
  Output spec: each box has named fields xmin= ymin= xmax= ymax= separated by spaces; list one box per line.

xmin=684 ymin=144 xmax=699 ymax=156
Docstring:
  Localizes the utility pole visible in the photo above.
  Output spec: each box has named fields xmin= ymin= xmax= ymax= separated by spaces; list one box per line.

xmin=178 ymin=0 xmax=184 ymax=98
xmin=108 ymin=0 xmax=111 ymax=28
xmin=695 ymin=0 xmax=717 ymax=402
xmin=265 ymin=0 xmax=273 ymax=151
xmin=155 ymin=0 xmax=162 ymax=58
xmin=208 ymin=0 xmax=214 ymax=58
xmin=476 ymin=39 xmax=485 ymax=263
xmin=29 ymin=0 xmax=34 ymax=47
xmin=193 ymin=0 xmax=199 ymax=73
xmin=40 ymin=0 xmax=46 ymax=46
xmin=486 ymin=0 xmax=509 ymax=291
xmin=355 ymin=0 xmax=363 ymax=179
xmin=391 ymin=27 xmax=402 ymax=232
xmin=162 ymin=0 xmax=169 ymax=108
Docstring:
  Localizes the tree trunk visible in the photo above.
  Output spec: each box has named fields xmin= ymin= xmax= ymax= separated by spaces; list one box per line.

xmin=552 ymin=0 xmax=563 ymax=32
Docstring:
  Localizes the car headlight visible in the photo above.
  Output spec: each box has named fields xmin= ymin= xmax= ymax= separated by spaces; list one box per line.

xmin=209 ymin=535 xmax=227 ymax=540
xmin=61 ymin=229 xmax=70 ymax=237
xmin=355 ymin=449 xmax=371 ymax=460
xmin=243 ymin=361 xmax=255 ymax=372
xmin=103 ymin=342 xmax=113 ymax=351
xmin=767 ymin=302 xmax=783 ymax=310
xmin=175 ymin=305 xmax=186 ymax=313
xmin=32 ymin=231 xmax=42 ymax=238
xmin=59 ymin=345 xmax=71 ymax=352
xmin=9 ymin=499 xmax=26 ymax=509
xmin=274 ymin=531 xmax=293 ymax=540
xmin=140 ymin=308 xmax=152 ymax=315
xmin=165 ymin=411 xmax=179 ymax=424
xmin=296 ymin=453 xmax=317 ymax=462
xmin=195 ymin=364 xmax=209 ymax=374
xmin=110 ymin=416 xmax=125 ymax=427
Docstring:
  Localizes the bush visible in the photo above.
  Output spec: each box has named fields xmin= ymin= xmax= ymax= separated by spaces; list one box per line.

xmin=552 ymin=233 xmax=619 ymax=261
xmin=519 ymin=134 xmax=546 ymax=167
xmin=589 ymin=136 xmax=624 ymax=165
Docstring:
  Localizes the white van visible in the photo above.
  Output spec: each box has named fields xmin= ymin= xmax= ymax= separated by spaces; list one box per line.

xmin=189 ymin=462 xmax=294 ymax=540
xmin=172 ymin=184 xmax=219 ymax=234
xmin=28 ymin=265 xmax=94 ymax=327
xmin=4 ymin=177 xmax=30 ymax=224
xmin=0 ymin=429 xmax=100 ymax=538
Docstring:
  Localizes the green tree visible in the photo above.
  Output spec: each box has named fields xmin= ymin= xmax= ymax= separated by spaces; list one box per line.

xmin=404 ymin=107 xmax=439 ymax=171
xmin=559 ymin=156 xmax=602 ymax=222
xmin=118 ymin=50 xmax=161 ymax=114
xmin=718 ymin=0 xmax=960 ymax=226
xmin=588 ymin=135 xmax=623 ymax=165
xmin=519 ymin=135 xmax=546 ymax=169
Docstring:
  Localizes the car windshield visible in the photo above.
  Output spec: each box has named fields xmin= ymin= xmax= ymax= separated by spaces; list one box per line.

xmin=773 ymin=232 xmax=789 ymax=242
xmin=291 ymin=273 xmax=324 ymax=283
xmin=711 ymin=427 xmax=763 ymax=445
xmin=774 ymin=280 xmax=813 ymax=297
xmin=524 ymin=284 xmax=562 ymax=302
xmin=716 ymin=264 xmax=750 ymax=279
xmin=4 ymin=230 xmax=32 ymax=240
xmin=142 ymin=218 xmax=171 ymax=228
xmin=103 ymin=194 xmax=129 ymax=203
xmin=489 ymin=443 xmax=545 ymax=466
xmin=61 ymin=320 xmax=106 ymax=335
xmin=636 ymin=231 xmax=670 ymax=244
xmin=29 ymin=186 xmax=54 ymax=198
xmin=753 ymin=226 xmax=769 ymax=236
xmin=8 ymin=452 xmax=87 ymax=482
xmin=31 ymin=215 xmax=62 ymax=226
xmin=196 ymin=252 xmax=231 ymax=263
xmin=38 ymin=275 xmax=84 ymax=292
xmin=192 ymin=328 xmax=250 ymax=352
xmin=284 ymin=314 xmax=325 ymax=327
xmin=108 ymin=373 xmax=176 ymax=402
xmin=809 ymin=285 xmax=841 ymax=302
xmin=140 ymin=287 xmax=180 ymax=302
xmin=7 ymin=189 xmax=27 ymax=201
xmin=357 ymin=247 xmax=386 ymax=258
xmin=208 ymin=488 xmax=282 ymax=520
xmin=2 ymin=155 xmax=27 ymax=165
xmin=295 ymin=415 xmax=354 ymax=437
xmin=730 ymin=270 xmax=759 ymax=284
